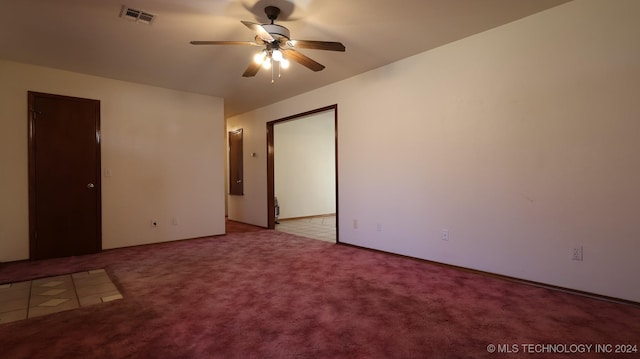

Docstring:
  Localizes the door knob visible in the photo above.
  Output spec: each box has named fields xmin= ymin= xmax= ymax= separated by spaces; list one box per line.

xmin=87 ymin=183 xmax=95 ymax=189
xmin=236 ymin=180 xmax=242 ymax=184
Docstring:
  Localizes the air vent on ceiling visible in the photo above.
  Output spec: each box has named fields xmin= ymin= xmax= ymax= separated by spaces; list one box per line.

xmin=120 ymin=6 xmax=156 ymax=24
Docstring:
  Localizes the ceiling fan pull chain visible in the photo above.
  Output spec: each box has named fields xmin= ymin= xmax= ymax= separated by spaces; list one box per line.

xmin=271 ymin=62 xmax=275 ymax=84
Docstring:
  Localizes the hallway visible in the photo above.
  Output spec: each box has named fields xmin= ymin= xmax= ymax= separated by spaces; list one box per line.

xmin=275 ymin=215 xmax=336 ymax=243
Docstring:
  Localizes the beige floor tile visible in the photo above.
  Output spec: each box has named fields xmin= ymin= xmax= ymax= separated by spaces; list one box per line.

xmin=0 ymin=309 xmax=28 ymax=324
xmin=78 ymin=290 xmax=119 ymax=306
xmin=28 ymin=298 xmax=79 ymax=318
xmin=1 ymin=281 xmax=31 ymax=291
xmin=74 ymin=272 xmax=109 ymax=280
xmin=277 ymin=215 xmax=337 ymax=243
xmin=0 ymin=269 xmax=122 ymax=324
xmin=101 ymin=293 xmax=123 ymax=303
xmin=75 ymin=282 xmax=118 ymax=297
xmin=29 ymin=285 xmax=76 ymax=307
xmin=32 ymin=276 xmax=73 ymax=291
xmin=30 ymin=289 xmax=78 ymax=307
xmin=0 ymin=281 xmax=31 ymax=315
xmin=0 ymin=298 xmax=30 ymax=313
xmin=38 ymin=298 xmax=71 ymax=307
xmin=39 ymin=288 xmax=68 ymax=296
xmin=74 ymin=275 xmax=113 ymax=289
xmin=32 ymin=276 xmax=68 ymax=287
xmin=0 ymin=282 xmax=31 ymax=303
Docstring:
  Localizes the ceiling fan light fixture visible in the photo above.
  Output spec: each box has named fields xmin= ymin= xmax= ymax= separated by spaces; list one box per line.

xmin=253 ymin=51 xmax=267 ymax=64
xmin=272 ymin=49 xmax=283 ymax=62
xmin=262 ymin=57 xmax=272 ymax=69
xmin=190 ymin=5 xmax=345 ymax=81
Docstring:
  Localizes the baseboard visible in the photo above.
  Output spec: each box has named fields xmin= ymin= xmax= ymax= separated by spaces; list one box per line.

xmin=337 ymin=242 xmax=639 ymax=307
xmin=278 ymin=213 xmax=336 ymax=221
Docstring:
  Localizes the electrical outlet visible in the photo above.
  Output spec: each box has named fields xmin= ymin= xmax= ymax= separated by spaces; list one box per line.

xmin=441 ymin=229 xmax=449 ymax=241
xmin=151 ymin=219 xmax=158 ymax=227
xmin=572 ymin=246 xmax=583 ymax=261
xmin=353 ymin=219 xmax=358 ymax=229
xmin=376 ymin=223 xmax=382 ymax=232
xmin=172 ymin=217 xmax=179 ymax=226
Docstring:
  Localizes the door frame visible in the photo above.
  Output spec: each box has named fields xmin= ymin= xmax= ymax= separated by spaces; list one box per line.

xmin=266 ymin=104 xmax=339 ymax=242
xmin=228 ymin=128 xmax=244 ymax=195
xmin=28 ymin=91 xmax=102 ymax=259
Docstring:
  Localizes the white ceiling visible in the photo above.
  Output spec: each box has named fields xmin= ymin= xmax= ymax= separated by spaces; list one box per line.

xmin=0 ymin=0 xmax=570 ymax=117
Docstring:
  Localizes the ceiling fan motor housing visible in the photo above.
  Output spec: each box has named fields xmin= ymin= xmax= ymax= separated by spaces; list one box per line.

xmin=262 ymin=24 xmax=290 ymax=41
xmin=265 ymin=6 xmax=280 ymax=22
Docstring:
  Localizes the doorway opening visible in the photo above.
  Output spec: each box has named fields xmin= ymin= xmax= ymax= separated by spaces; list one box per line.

xmin=266 ymin=105 xmax=338 ymax=243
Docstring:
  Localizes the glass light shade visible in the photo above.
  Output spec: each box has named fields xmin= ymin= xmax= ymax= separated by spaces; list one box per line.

xmin=280 ymin=58 xmax=290 ymax=69
xmin=262 ymin=57 xmax=272 ymax=69
xmin=253 ymin=51 xmax=266 ymax=64
xmin=272 ymin=49 xmax=283 ymax=62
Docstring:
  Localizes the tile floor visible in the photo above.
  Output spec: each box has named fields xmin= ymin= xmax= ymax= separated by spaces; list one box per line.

xmin=0 ymin=269 xmax=122 ymax=324
xmin=276 ymin=215 xmax=336 ymax=243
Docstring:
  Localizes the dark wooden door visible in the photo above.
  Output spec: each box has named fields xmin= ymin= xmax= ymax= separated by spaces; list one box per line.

xmin=28 ymin=92 xmax=101 ymax=260
xmin=229 ymin=129 xmax=243 ymax=195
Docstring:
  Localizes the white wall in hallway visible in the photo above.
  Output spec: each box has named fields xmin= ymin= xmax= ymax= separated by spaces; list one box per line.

xmin=274 ymin=110 xmax=336 ymax=219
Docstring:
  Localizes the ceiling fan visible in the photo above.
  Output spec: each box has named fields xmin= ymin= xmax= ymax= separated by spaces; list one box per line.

xmin=190 ymin=6 xmax=346 ymax=82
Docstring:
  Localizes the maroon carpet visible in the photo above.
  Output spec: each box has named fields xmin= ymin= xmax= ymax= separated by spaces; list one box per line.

xmin=1 ymin=228 xmax=638 ymax=358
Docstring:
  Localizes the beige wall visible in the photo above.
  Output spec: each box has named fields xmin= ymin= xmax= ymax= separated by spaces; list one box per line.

xmin=227 ymin=0 xmax=640 ymax=302
xmin=0 ymin=60 xmax=226 ymax=261
xmin=274 ymin=110 xmax=336 ymax=219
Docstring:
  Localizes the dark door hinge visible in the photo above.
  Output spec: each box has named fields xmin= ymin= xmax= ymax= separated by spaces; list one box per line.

xmin=30 ymin=109 xmax=42 ymax=119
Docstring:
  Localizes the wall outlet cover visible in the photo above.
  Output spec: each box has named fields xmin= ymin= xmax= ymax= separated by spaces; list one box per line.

xmin=572 ymin=246 xmax=583 ymax=261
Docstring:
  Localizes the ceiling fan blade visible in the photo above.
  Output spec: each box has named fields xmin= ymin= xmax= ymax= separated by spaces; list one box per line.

xmin=242 ymin=61 xmax=262 ymax=77
xmin=288 ymin=40 xmax=345 ymax=52
xmin=282 ymin=49 xmax=325 ymax=72
xmin=241 ymin=21 xmax=275 ymax=43
xmin=190 ymin=41 xmax=261 ymax=46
